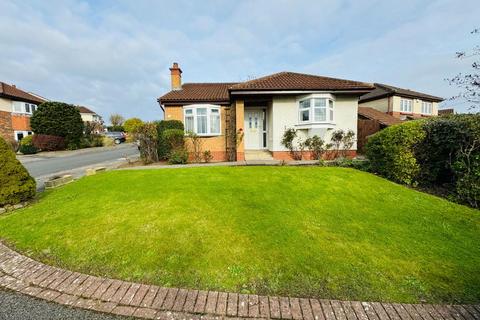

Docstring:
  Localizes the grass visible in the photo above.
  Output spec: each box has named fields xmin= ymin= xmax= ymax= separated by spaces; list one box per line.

xmin=0 ymin=167 xmax=478 ymax=304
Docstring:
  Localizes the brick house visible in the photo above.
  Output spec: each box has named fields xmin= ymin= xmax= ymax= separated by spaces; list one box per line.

xmin=0 ymin=82 xmax=47 ymax=142
xmin=158 ymin=63 xmax=374 ymax=161
xmin=359 ymin=83 xmax=444 ymax=120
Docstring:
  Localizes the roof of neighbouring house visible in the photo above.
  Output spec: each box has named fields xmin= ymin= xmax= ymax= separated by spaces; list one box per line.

xmin=359 ymin=83 xmax=443 ymax=103
xmin=77 ymin=106 xmax=97 ymax=114
xmin=358 ymin=107 xmax=403 ymax=126
xmin=158 ymin=72 xmax=374 ymax=105
xmin=0 ymin=81 xmax=47 ymax=104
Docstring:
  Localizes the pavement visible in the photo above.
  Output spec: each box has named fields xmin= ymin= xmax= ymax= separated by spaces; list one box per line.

xmin=0 ymin=288 xmax=127 ymax=320
xmin=17 ymin=143 xmax=139 ymax=190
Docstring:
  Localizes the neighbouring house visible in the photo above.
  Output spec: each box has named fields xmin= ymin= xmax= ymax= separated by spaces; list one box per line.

xmin=158 ymin=63 xmax=374 ymax=161
xmin=438 ymin=108 xmax=455 ymax=115
xmin=359 ymin=83 xmax=443 ymax=120
xmin=357 ymin=107 xmax=402 ymax=152
xmin=78 ymin=106 xmax=103 ymax=123
xmin=0 ymin=81 xmax=47 ymax=142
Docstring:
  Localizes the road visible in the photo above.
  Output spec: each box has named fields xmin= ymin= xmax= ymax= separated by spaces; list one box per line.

xmin=17 ymin=143 xmax=139 ymax=189
xmin=0 ymin=288 xmax=127 ymax=320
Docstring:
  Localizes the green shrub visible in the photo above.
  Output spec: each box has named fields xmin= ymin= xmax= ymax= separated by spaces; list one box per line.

xmin=30 ymin=102 xmax=84 ymax=148
xmin=18 ymin=135 xmax=37 ymax=154
xmin=365 ymin=120 xmax=426 ymax=185
xmin=155 ymin=120 xmax=184 ymax=159
xmin=124 ymin=118 xmax=144 ymax=134
xmin=168 ymin=148 xmax=189 ymax=164
xmin=137 ymin=122 xmax=159 ymax=164
xmin=163 ymin=129 xmax=185 ymax=150
xmin=32 ymin=134 xmax=66 ymax=151
xmin=0 ymin=136 xmax=36 ymax=206
xmin=304 ymin=135 xmax=329 ymax=160
xmin=203 ymin=150 xmax=213 ymax=163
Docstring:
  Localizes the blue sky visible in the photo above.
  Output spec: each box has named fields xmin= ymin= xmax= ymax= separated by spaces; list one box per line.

xmin=0 ymin=0 xmax=478 ymax=122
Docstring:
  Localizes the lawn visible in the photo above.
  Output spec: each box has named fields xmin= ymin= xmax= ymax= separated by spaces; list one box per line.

xmin=0 ymin=167 xmax=478 ymax=304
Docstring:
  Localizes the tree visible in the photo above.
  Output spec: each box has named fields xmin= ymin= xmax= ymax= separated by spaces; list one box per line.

xmin=123 ymin=118 xmax=144 ymax=134
xmin=0 ymin=136 xmax=36 ymax=206
xmin=447 ymin=28 xmax=479 ymax=110
xmin=109 ymin=114 xmax=124 ymax=127
xmin=30 ymin=101 xmax=84 ymax=148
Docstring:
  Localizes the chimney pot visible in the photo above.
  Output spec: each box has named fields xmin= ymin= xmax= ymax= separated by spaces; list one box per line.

xmin=169 ymin=62 xmax=182 ymax=90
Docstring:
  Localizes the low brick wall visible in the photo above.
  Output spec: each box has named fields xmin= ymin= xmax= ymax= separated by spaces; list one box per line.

xmin=271 ymin=150 xmax=357 ymax=161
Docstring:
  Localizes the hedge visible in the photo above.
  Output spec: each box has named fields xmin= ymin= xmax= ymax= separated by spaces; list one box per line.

xmin=0 ymin=136 xmax=36 ymax=206
xmin=155 ymin=120 xmax=184 ymax=159
xmin=18 ymin=135 xmax=38 ymax=154
xmin=32 ymin=134 xmax=66 ymax=151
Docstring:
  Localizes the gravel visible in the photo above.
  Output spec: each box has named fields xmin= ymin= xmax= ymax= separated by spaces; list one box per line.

xmin=0 ymin=288 xmax=130 ymax=320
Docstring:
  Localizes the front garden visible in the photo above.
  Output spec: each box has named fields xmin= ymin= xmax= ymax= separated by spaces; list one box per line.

xmin=0 ymin=166 xmax=478 ymax=304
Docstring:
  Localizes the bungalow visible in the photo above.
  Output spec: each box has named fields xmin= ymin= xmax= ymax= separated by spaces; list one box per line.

xmin=0 ymin=81 xmax=47 ymax=142
xmin=359 ymin=83 xmax=444 ymax=120
xmin=158 ymin=63 xmax=374 ymax=161
xmin=78 ymin=106 xmax=103 ymax=124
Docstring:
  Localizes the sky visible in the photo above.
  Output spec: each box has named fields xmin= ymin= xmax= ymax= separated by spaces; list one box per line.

xmin=0 ymin=0 xmax=478 ymax=123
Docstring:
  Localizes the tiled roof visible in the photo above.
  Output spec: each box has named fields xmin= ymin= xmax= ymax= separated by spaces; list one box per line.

xmin=159 ymin=83 xmax=237 ymax=104
xmin=77 ymin=106 xmax=96 ymax=114
xmin=359 ymin=83 xmax=443 ymax=103
xmin=229 ymin=72 xmax=374 ymax=91
xmin=358 ymin=107 xmax=403 ymax=126
xmin=0 ymin=82 xmax=46 ymax=104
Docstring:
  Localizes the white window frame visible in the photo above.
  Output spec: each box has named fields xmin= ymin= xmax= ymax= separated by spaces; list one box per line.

xmin=12 ymin=101 xmax=37 ymax=115
xmin=14 ymin=130 xmax=33 ymax=141
xmin=400 ymin=98 xmax=413 ymax=113
xmin=297 ymin=94 xmax=335 ymax=124
xmin=421 ymin=101 xmax=432 ymax=115
xmin=183 ymin=104 xmax=221 ymax=136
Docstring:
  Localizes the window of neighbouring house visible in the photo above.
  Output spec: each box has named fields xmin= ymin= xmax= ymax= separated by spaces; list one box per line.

xmin=183 ymin=105 xmax=221 ymax=136
xmin=298 ymin=96 xmax=334 ymax=123
xmin=421 ymin=101 xmax=432 ymax=114
xmin=400 ymin=98 xmax=413 ymax=113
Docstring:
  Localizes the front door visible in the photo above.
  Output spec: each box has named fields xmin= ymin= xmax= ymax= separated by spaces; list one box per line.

xmin=244 ymin=109 xmax=265 ymax=149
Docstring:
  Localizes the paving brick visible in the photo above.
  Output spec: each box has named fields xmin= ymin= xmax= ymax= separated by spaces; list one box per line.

xmin=171 ymin=288 xmax=188 ymax=312
xmin=453 ymin=305 xmax=476 ymax=320
xmin=350 ymin=302 xmax=369 ymax=320
xmin=401 ymin=304 xmax=423 ymax=320
xmin=162 ymin=288 xmax=179 ymax=310
xmin=37 ymin=289 xmax=61 ymax=301
xmin=310 ymin=299 xmax=326 ymax=320
xmin=269 ymin=296 xmax=281 ymax=319
xmin=133 ymin=307 xmax=158 ymax=319
xmin=92 ymin=301 xmax=117 ymax=313
xmin=392 ymin=303 xmax=413 ymax=320
xmin=63 ymin=273 xmax=88 ymax=295
xmin=75 ymin=296 xmax=98 ymax=310
xmin=381 ymin=303 xmax=401 ymax=320
xmin=131 ymin=284 xmax=151 ymax=307
xmin=49 ymin=271 xmax=74 ymax=290
xmin=194 ymin=290 xmax=208 ymax=313
xmin=204 ymin=291 xmax=218 ymax=314
xmin=226 ymin=292 xmax=238 ymax=317
xmin=111 ymin=305 xmax=136 ymax=317
xmin=10 ymin=259 xmax=34 ymax=278
xmin=120 ymin=283 xmax=141 ymax=305
xmin=151 ymin=287 xmax=169 ymax=309
xmin=299 ymin=298 xmax=313 ymax=320
xmin=215 ymin=291 xmax=227 ymax=315
xmin=280 ymin=297 xmax=293 ymax=319
xmin=238 ymin=293 xmax=249 ymax=317
xmin=81 ymin=278 xmax=105 ymax=298
xmin=290 ymin=298 xmax=303 ymax=320
xmin=371 ymin=302 xmax=390 ymax=320
xmin=331 ymin=300 xmax=347 ymax=320
xmin=19 ymin=285 xmax=43 ymax=297
xmin=444 ymin=305 xmax=465 ymax=320
xmin=259 ymin=295 xmax=270 ymax=318
xmin=21 ymin=263 xmax=44 ymax=282
xmin=92 ymin=279 xmax=114 ymax=300
xmin=38 ymin=269 xmax=62 ymax=287
xmin=110 ymin=281 xmax=131 ymax=303
xmin=32 ymin=267 xmax=57 ymax=285
xmin=462 ymin=305 xmax=480 ymax=320
xmin=340 ymin=301 xmax=357 ymax=320
xmin=248 ymin=294 xmax=260 ymax=318
xmin=54 ymin=293 xmax=79 ymax=306
xmin=100 ymin=280 xmax=122 ymax=301
xmin=183 ymin=290 xmax=198 ymax=313
xmin=76 ymin=276 xmax=97 ymax=296
xmin=320 ymin=300 xmax=336 ymax=320
xmin=141 ymin=286 xmax=159 ymax=308
xmin=56 ymin=273 xmax=81 ymax=293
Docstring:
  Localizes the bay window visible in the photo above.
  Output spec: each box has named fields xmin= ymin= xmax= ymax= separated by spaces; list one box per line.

xmin=183 ymin=105 xmax=221 ymax=136
xmin=298 ymin=96 xmax=334 ymax=123
xmin=12 ymin=101 xmax=37 ymax=114
xmin=400 ymin=99 xmax=412 ymax=113
xmin=421 ymin=101 xmax=432 ymax=114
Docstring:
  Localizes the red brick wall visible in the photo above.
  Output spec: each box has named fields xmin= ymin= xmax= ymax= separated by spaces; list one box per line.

xmin=0 ymin=111 xmax=13 ymax=141
xmin=12 ymin=114 xmax=31 ymax=131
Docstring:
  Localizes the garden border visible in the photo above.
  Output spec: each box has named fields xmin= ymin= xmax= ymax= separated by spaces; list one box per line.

xmin=0 ymin=242 xmax=478 ymax=320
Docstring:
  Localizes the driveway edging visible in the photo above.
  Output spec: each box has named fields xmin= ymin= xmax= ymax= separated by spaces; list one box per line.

xmin=0 ymin=243 xmax=478 ymax=320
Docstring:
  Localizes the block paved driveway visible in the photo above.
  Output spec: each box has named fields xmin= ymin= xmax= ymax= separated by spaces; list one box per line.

xmin=0 ymin=243 xmax=479 ymax=320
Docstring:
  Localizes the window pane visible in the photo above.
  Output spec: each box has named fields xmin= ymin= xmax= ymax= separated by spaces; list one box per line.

xmin=314 ymin=108 xmax=326 ymax=121
xmin=300 ymin=100 xmax=310 ymax=109
xmin=197 ymin=108 xmax=207 ymax=115
xmin=25 ymin=104 xmax=30 ymax=113
xmin=314 ymin=98 xmax=326 ymax=107
xmin=197 ymin=115 xmax=207 ymax=134
xmin=185 ymin=109 xmax=193 ymax=115
xmin=185 ymin=116 xmax=194 ymax=132
xmin=300 ymin=109 xmax=309 ymax=121
xmin=210 ymin=110 xmax=220 ymax=134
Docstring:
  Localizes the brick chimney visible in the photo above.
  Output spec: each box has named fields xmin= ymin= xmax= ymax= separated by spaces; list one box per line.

xmin=169 ymin=62 xmax=182 ymax=90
